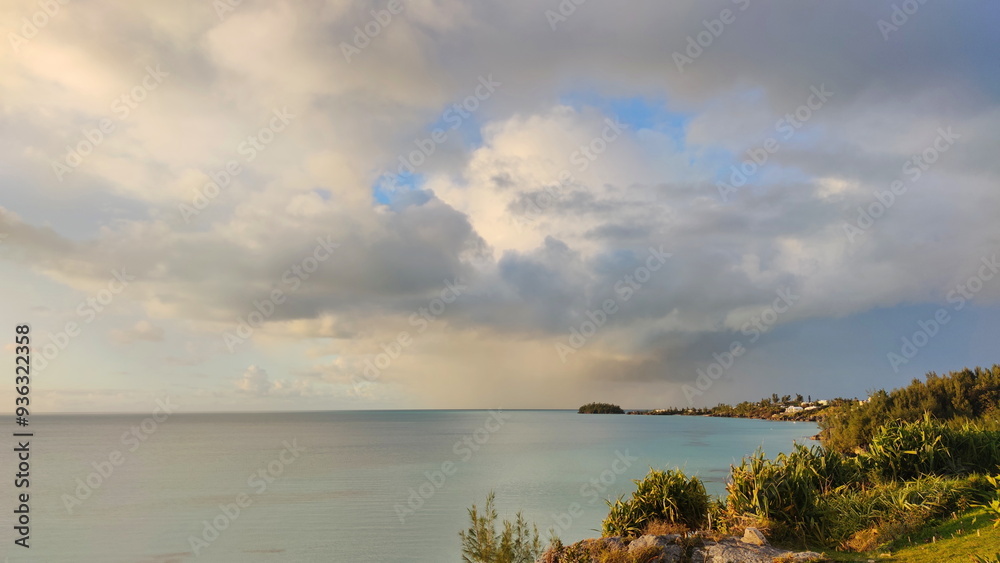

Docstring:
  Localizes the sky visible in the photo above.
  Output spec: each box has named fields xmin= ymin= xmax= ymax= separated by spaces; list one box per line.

xmin=1 ymin=0 xmax=999 ymax=412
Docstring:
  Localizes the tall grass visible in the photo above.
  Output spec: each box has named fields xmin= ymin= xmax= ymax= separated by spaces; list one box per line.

xmin=862 ymin=417 xmax=1000 ymax=481
xmin=723 ymin=445 xmax=848 ymax=542
xmin=719 ymin=422 xmax=1000 ymax=546
xmin=820 ymin=476 xmax=983 ymax=549
xmin=601 ymin=468 xmax=708 ymax=537
xmin=975 ymin=474 xmax=1000 ymax=528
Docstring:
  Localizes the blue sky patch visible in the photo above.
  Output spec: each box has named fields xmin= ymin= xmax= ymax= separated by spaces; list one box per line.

xmin=558 ymin=91 xmax=691 ymax=147
xmin=372 ymin=172 xmax=426 ymax=205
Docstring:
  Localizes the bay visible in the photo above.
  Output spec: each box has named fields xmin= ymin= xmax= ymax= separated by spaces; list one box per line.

xmin=5 ymin=411 xmax=817 ymax=562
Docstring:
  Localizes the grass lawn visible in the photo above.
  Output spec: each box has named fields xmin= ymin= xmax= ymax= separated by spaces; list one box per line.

xmin=807 ymin=508 xmax=999 ymax=563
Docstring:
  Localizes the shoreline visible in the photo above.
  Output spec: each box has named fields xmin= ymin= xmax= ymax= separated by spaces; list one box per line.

xmin=580 ymin=398 xmax=849 ymax=424
xmin=625 ymin=410 xmax=824 ymax=440
xmin=624 ymin=410 xmax=826 ymax=423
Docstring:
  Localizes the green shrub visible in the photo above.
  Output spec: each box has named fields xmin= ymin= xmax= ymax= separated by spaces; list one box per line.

xmin=724 ymin=444 xmax=857 ymax=542
xmin=721 ymin=436 xmax=994 ymax=548
xmin=975 ymin=474 xmax=1000 ymax=528
xmin=603 ymin=497 xmax=648 ymax=538
xmin=821 ymin=365 xmax=1000 ymax=453
xmin=861 ymin=417 xmax=1000 ymax=481
xmin=601 ymin=468 xmax=708 ymax=537
xmin=460 ymin=492 xmax=543 ymax=563
xmin=820 ymin=475 xmax=982 ymax=549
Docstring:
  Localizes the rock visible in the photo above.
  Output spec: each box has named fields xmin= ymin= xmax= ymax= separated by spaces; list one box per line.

xmin=535 ymin=536 xmax=629 ymax=563
xmin=703 ymin=538 xmax=788 ymax=563
xmin=540 ymin=533 xmax=825 ymax=563
xmin=596 ymin=536 xmax=627 ymax=551
xmin=627 ymin=535 xmax=683 ymax=562
xmin=702 ymin=539 xmax=827 ymax=563
xmin=575 ymin=536 xmax=627 ymax=552
xmin=741 ymin=526 xmax=768 ymax=546
xmin=779 ymin=553 xmax=826 ymax=562
xmin=628 ymin=534 xmax=681 ymax=549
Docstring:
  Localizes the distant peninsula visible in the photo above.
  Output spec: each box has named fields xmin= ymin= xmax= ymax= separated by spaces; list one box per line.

xmin=578 ymin=395 xmax=853 ymax=422
xmin=626 ymin=394 xmax=857 ymax=423
xmin=578 ymin=402 xmax=625 ymax=414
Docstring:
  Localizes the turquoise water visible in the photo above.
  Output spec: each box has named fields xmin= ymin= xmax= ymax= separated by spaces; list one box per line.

xmin=3 ymin=411 xmax=817 ymax=562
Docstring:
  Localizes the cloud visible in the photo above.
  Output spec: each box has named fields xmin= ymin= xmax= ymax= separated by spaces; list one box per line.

xmin=112 ymin=320 xmax=165 ymax=344
xmin=1 ymin=0 xmax=999 ymax=410
xmin=236 ymin=365 xmax=275 ymax=395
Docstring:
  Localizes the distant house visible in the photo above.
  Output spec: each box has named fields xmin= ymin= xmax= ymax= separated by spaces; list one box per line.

xmin=785 ymin=406 xmax=805 ymax=413
xmin=804 ymin=405 xmax=819 ymax=411
xmin=817 ymin=400 xmax=830 ymax=406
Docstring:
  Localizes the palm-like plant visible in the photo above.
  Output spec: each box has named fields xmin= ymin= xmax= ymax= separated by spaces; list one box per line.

xmin=974 ymin=474 xmax=1000 ymax=529
xmin=601 ymin=468 xmax=709 ymax=537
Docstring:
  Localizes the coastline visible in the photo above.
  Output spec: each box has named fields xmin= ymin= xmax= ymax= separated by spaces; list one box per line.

xmin=622 ymin=404 xmax=833 ymax=441
xmin=625 ymin=409 xmax=827 ymax=423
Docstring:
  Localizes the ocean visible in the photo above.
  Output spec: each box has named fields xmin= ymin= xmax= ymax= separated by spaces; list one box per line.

xmin=3 ymin=411 xmax=817 ymax=562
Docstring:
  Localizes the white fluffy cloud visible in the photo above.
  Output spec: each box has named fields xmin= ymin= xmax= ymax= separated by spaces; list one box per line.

xmin=2 ymin=0 xmax=999 ymax=411
xmin=236 ymin=365 xmax=274 ymax=395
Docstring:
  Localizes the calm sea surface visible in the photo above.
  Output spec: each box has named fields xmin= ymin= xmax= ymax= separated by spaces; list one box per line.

xmin=2 ymin=411 xmax=817 ymax=562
